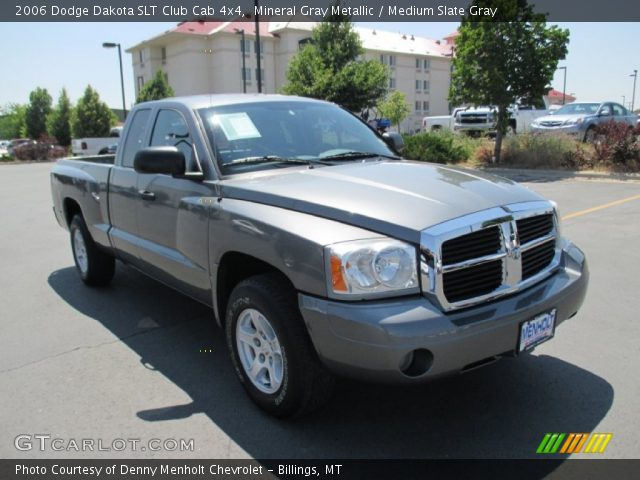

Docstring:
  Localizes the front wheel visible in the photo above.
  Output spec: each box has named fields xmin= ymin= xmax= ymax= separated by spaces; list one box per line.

xmin=225 ymin=273 xmax=335 ymax=418
xmin=70 ymin=215 xmax=115 ymax=286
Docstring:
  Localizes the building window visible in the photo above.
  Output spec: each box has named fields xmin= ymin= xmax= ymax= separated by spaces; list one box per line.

xmin=423 ymin=80 xmax=430 ymax=93
xmin=137 ymin=76 xmax=144 ymax=92
xmin=415 ymin=101 xmax=421 ymax=112
xmin=389 ymin=77 xmax=396 ymax=89
xmin=416 ymin=58 xmax=421 ymax=70
xmin=240 ymin=39 xmax=251 ymax=56
xmin=161 ymin=47 xmax=166 ymax=64
xmin=254 ymin=41 xmax=264 ymax=56
xmin=423 ymin=101 xmax=430 ymax=112
xmin=242 ymin=68 xmax=251 ymax=82
xmin=138 ymin=50 xmax=143 ymax=63
xmin=380 ymin=54 xmax=396 ymax=67
xmin=415 ymin=80 xmax=421 ymax=92
xmin=423 ymin=59 xmax=430 ymax=70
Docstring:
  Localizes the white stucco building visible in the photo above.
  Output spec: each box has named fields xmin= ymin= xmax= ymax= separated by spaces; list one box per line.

xmin=126 ymin=20 xmax=454 ymax=132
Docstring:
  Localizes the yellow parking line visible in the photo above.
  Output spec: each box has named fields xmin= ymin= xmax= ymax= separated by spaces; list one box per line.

xmin=562 ymin=194 xmax=640 ymax=220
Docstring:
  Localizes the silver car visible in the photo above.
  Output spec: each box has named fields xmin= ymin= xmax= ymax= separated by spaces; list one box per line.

xmin=531 ymin=101 xmax=637 ymax=141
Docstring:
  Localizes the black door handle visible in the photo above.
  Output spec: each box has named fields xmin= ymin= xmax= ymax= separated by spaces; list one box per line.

xmin=138 ymin=190 xmax=156 ymax=201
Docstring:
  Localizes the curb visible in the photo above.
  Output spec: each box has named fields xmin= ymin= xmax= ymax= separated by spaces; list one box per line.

xmin=479 ymin=167 xmax=640 ymax=183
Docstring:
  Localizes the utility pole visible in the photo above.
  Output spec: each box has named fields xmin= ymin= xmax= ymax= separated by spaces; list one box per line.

xmin=234 ymin=29 xmax=247 ymax=93
xmin=631 ymin=70 xmax=637 ymax=111
xmin=254 ymin=0 xmax=262 ymax=93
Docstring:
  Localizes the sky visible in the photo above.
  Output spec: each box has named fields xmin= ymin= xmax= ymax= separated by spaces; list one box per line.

xmin=0 ymin=22 xmax=638 ymax=111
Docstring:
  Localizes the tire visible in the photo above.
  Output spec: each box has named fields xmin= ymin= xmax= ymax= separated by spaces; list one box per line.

xmin=70 ymin=214 xmax=115 ymax=286
xmin=584 ymin=126 xmax=596 ymax=143
xmin=225 ymin=273 xmax=335 ymax=418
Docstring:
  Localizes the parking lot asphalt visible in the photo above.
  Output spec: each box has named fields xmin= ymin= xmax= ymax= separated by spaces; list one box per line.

xmin=0 ymin=162 xmax=638 ymax=461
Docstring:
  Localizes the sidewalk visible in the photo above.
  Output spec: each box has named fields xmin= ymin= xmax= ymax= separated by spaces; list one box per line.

xmin=479 ymin=167 xmax=640 ymax=183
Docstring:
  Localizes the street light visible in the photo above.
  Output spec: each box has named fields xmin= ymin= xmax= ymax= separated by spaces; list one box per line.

xmin=558 ymin=66 xmax=567 ymax=105
xmin=631 ymin=70 xmax=638 ymax=111
xmin=102 ymin=42 xmax=127 ymax=120
xmin=234 ymin=29 xmax=247 ymax=93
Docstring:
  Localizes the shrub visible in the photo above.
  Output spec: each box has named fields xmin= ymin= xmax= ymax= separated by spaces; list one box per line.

xmin=496 ymin=133 xmax=580 ymax=169
xmin=402 ymin=131 xmax=474 ymax=164
xmin=12 ymin=135 xmax=67 ymax=161
xmin=592 ymin=121 xmax=640 ymax=169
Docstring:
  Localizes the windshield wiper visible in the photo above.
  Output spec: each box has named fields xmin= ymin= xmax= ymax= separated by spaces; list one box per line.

xmin=320 ymin=151 xmax=401 ymax=161
xmin=225 ymin=155 xmax=330 ymax=167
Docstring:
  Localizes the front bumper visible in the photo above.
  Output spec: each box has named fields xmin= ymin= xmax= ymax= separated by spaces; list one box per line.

xmin=299 ymin=241 xmax=588 ymax=383
xmin=531 ymin=124 xmax=584 ymax=136
xmin=453 ymin=122 xmax=495 ymax=133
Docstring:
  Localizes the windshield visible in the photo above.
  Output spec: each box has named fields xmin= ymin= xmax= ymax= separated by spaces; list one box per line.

xmin=554 ymin=103 xmax=600 ymax=115
xmin=198 ymin=101 xmax=396 ymax=174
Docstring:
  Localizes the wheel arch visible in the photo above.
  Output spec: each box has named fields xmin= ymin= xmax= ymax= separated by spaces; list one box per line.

xmin=214 ymin=252 xmax=295 ymax=327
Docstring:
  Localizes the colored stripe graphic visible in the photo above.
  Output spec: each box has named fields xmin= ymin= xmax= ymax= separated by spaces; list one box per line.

xmin=538 ymin=433 xmax=613 ymax=454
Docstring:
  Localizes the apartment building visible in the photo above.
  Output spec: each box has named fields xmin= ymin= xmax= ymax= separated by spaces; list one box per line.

xmin=126 ymin=20 xmax=453 ymax=132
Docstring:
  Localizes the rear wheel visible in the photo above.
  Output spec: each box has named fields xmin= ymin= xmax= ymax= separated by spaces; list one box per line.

xmin=70 ymin=215 xmax=115 ymax=286
xmin=225 ymin=273 xmax=335 ymax=418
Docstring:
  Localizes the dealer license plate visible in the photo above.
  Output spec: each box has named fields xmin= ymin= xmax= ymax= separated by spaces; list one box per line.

xmin=518 ymin=309 xmax=557 ymax=352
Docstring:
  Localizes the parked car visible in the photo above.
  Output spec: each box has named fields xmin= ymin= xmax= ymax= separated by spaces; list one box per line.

xmin=422 ymin=108 xmax=464 ymax=132
xmin=72 ymin=126 xmax=122 ymax=156
xmin=531 ymin=102 xmax=638 ymax=141
xmin=7 ymin=138 xmax=31 ymax=156
xmin=51 ymin=94 xmax=588 ymax=418
xmin=0 ymin=140 xmax=10 ymax=156
xmin=98 ymin=143 xmax=118 ymax=155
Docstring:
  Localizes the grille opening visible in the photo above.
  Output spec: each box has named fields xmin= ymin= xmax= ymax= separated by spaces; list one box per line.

xmin=522 ymin=240 xmax=556 ymax=280
xmin=441 ymin=226 xmax=501 ymax=265
xmin=517 ymin=214 xmax=554 ymax=245
xmin=443 ymin=259 xmax=503 ymax=303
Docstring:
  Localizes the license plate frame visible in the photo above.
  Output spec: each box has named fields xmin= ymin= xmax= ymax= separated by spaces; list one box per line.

xmin=518 ymin=309 xmax=557 ymax=353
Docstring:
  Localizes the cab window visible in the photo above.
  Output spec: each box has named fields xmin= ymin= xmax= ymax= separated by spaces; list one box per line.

xmin=150 ymin=109 xmax=198 ymax=172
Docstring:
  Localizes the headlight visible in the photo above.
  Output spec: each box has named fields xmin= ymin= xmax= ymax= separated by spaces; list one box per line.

xmin=564 ymin=117 xmax=584 ymax=125
xmin=325 ymin=238 xmax=419 ymax=298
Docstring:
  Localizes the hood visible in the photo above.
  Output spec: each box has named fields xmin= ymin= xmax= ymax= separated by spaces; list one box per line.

xmin=536 ymin=113 xmax=590 ymax=123
xmin=221 ymin=160 xmax=544 ymax=243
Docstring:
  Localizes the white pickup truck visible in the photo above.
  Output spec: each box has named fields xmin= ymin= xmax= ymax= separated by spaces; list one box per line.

xmin=71 ymin=126 xmax=122 ymax=156
xmin=423 ymin=103 xmax=549 ymax=135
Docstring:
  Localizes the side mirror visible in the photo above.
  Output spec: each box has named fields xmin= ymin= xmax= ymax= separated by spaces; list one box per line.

xmin=134 ymin=146 xmax=186 ymax=176
xmin=382 ymin=131 xmax=405 ymax=152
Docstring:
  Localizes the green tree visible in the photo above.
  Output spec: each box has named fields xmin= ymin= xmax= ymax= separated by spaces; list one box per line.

xmin=25 ymin=87 xmax=52 ymax=139
xmin=378 ymin=90 xmax=410 ymax=132
xmin=449 ymin=0 xmax=569 ymax=163
xmin=137 ymin=70 xmax=175 ymax=103
xmin=0 ymin=104 xmax=27 ymax=139
xmin=282 ymin=4 xmax=389 ymax=113
xmin=47 ymin=88 xmax=72 ymax=146
xmin=72 ymin=85 xmax=116 ymax=138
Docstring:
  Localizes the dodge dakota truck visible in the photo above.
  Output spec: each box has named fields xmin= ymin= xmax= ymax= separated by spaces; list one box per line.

xmin=51 ymin=94 xmax=588 ymax=417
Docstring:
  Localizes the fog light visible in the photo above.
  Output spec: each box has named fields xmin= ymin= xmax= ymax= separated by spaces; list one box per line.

xmin=400 ymin=349 xmax=433 ymax=377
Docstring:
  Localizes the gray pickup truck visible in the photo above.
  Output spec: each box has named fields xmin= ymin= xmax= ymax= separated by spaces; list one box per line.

xmin=51 ymin=94 xmax=588 ymax=417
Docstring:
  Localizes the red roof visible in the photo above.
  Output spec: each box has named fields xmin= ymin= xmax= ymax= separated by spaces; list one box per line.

xmin=443 ymin=30 xmax=460 ymax=40
xmin=171 ymin=20 xmax=276 ymax=37
xmin=547 ymin=89 xmax=575 ymax=101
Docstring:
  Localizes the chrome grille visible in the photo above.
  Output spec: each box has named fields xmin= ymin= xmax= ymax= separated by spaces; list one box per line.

xmin=420 ymin=202 xmax=561 ymax=312
xmin=443 ymin=260 xmax=503 ymax=303
xmin=522 ymin=239 xmax=556 ymax=280
xmin=442 ymin=226 xmax=501 ymax=264
xmin=517 ymin=214 xmax=554 ymax=244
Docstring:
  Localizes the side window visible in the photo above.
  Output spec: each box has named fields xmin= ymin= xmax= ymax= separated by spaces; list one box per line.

xmin=120 ymin=109 xmax=151 ymax=168
xmin=150 ymin=109 xmax=196 ymax=171
xmin=612 ymin=104 xmax=625 ymax=116
xmin=599 ymin=104 xmax=612 ymax=116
